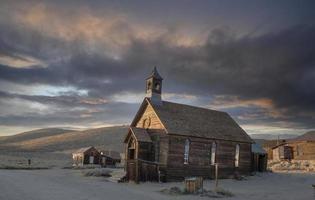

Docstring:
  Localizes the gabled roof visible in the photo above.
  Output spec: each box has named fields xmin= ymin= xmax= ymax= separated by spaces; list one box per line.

xmin=73 ymin=146 xmax=95 ymax=154
xmin=125 ymin=127 xmax=152 ymax=143
xmin=271 ymin=143 xmax=293 ymax=149
xmin=100 ymin=150 xmax=121 ymax=160
xmin=131 ymin=98 xmax=253 ymax=143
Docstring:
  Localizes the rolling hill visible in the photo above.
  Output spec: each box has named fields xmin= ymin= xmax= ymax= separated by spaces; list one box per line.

xmin=294 ymin=131 xmax=315 ymax=141
xmin=0 ymin=128 xmax=73 ymax=144
xmin=0 ymin=126 xmax=129 ymax=168
xmin=0 ymin=126 xmax=128 ymax=153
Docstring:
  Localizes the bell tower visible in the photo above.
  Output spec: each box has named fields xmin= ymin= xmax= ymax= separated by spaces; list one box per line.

xmin=146 ymin=67 xmax=163 ymax=105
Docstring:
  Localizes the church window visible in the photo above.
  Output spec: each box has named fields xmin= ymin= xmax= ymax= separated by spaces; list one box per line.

xmin=184 ymin=139 xmax=190 ymax=164
xmin=211 ymin=142 xmax=216 ymax=165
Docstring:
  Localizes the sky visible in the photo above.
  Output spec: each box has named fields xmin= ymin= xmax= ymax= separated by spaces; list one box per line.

xmin=0 ymin=0 xmax=315 ymax=136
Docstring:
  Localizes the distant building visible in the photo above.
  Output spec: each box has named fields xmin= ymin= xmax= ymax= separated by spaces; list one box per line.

xmin=123 ymin=67 xmax=253 ymax=182
xmin=270 ymin=131 xmax=315 ymax=161
xmin=100 ymin=150 xmax=121 ymax=166
xmin=72 ymin=146 xmax=101 ymax=166
xmin=289 ymin=131 xmax=315 ymax=160
xmin=288 ymin=140 xmax=315 ymax=160
xmin=272 ymin=144 xmax=293 ymax=161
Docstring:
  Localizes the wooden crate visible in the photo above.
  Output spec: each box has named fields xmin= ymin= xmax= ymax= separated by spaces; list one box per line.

xmin=184 ymin=177 xmax=203 ymax=193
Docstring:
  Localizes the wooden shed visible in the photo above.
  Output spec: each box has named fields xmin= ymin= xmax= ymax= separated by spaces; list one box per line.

xmin=100 ymin=150 xmax=121 ymax=166
xmin=272 ymin=144 xmax=293 ymax=161
xmin=123 ymin=67 xmax=253 ymax=182
xmin=72 ymin=146 xmax=101 ymax=166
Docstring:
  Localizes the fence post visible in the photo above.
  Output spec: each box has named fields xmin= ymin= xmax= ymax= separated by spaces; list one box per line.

xmin=135 ymin=160 xmax=139 ymax=184
xmin=157 ymin=165 xmax=161 ymax=183
xmin=215 ymin=163 xmax=219 ymax=191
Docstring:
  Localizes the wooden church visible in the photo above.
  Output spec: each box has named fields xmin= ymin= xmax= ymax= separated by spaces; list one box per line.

xmin=124 ymin=67 xmax=253 ymax=182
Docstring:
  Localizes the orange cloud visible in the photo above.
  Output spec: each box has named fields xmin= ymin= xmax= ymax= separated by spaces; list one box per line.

xmin=209 ymin=95 xmax=287 ymax=119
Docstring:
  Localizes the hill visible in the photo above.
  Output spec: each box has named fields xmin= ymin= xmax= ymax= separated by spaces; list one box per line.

xmin=0 ymin=126 xmax=129 ymax=168
xmin=0 ymin=128 xmax=73 ymax=145
xmin=294 ymin=131 xmax=315 ymax=141
xmin=0 ymin=126 xmax=128 ymax=153
xmin=250 ymin=133 xmax=299 ymax=140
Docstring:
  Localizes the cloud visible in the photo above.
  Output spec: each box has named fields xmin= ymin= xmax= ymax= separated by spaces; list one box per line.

xmin=0 ymin=1 xmax=314 ymax=135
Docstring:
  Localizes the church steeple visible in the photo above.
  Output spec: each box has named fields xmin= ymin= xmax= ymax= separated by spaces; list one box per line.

xmin=146 ymin=67 xmax=163 ymax=105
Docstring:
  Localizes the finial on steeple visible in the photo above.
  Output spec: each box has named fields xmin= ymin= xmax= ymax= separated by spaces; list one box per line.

xmin=145 ymin=67 xmax=163 ymax=105
xmin=148 ymin=66 xmax=163 ymax=80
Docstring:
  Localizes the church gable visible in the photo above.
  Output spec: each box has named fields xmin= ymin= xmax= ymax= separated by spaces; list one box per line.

xmin=134 ymin=101 xmax=165 ymax=130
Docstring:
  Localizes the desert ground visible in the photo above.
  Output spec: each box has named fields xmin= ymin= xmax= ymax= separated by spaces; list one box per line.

xmin=1 ymin=128 xmax=315 ymax=200
xmin=0 ymin=169 xmax=314 ymax=200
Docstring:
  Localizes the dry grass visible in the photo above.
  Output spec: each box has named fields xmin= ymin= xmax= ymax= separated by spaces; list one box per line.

xmin=0 ymin=165 xmax=49 ymax=170
xmin=81 ymin=168 xmax=112 ymax=177
xmin=160 ymin=186 xmax=234 ymax=198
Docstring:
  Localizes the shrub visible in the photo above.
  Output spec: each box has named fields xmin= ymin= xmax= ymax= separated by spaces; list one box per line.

xmin=215 ymin=188 xmax=234 ymax=197
xmin=82 ymin=168 xmax=112 ymax=177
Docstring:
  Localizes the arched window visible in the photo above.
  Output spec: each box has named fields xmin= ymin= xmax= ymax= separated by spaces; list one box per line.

xmin=184 ymin=139 xmax=190 ymax=164
xmin=211 ymin=141 xmax=216 ymax=165
xmin=235 ymin=144 xmax=240 ymax=167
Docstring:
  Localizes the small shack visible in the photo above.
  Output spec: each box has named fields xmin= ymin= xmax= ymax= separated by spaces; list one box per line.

xmin=72 ymin=146 xmax=101 ymax=166
xmin=272 ymin=144 xmax=293 ymax=161
xmin=251 ymin=143 xmax=268 ymax=172
xmin=100 ymin=150 xmax=121 ymax=166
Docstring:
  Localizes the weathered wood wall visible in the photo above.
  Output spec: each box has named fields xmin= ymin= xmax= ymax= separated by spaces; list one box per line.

xmin=165 ymin=134 xmax=252 ymax=181
xmin=290 ymin=141 xmax=315 ymax=160
xmin=134 ymin=103 xmax=168 ymax=166
xmin=135 ymin=104 xmax=164 ymax=129
xmin=273 ymin=146 xmax=293 ymax=161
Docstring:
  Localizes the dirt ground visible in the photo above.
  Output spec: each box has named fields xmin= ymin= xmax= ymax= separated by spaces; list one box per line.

xmin=0 ymin=169 xmax=314 ymax=200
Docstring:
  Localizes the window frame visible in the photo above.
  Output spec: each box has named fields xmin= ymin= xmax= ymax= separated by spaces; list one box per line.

xmin=211 ymin=141 xmax=217 ymax=165
xmin=184 ymin=139 xmax=190 ymax=164
xmin=235 ymin=144 xmax=240 ymax=167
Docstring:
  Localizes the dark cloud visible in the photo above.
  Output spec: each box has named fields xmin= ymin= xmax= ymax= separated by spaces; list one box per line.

xmin=0 ymin=1 xmax=315 ymax=135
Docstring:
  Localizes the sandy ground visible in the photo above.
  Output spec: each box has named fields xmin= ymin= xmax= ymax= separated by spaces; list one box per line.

xmin=0 ymin=169 xmax=314 ymax=200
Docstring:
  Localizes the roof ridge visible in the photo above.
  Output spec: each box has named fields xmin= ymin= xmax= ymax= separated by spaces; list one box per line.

xmin=160 ymin=100 xmax=227 ymax=114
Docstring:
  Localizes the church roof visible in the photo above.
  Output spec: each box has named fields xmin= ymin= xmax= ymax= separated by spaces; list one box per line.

xmin=147 ymin=66 xmax=163 ymax=80
xmin=130 ymin=127 xmax=152 ymax=142
xmin=142 ymin=98 xmax=253 ymax=143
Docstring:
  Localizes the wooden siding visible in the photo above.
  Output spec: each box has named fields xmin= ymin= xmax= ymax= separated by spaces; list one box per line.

xmin=134 ymin=103 xmax=168 ymax=165
xmin=165 ymin=134 xmax=251 ymax=181
xmin=273 ymin=145 xmax=293 ymax=161
xmin=73 ymin=148 xmax=101 ymax=165
xmin=135 ymin=103 xmax=164 ymax=129
xmin=290 ymin=141 xmax=315 ymax=160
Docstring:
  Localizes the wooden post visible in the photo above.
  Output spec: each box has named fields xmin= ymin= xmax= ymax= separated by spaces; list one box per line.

xmin=157 ymin=165 xmax=161 ymax=183
xmin=215 ymin=163 xmax=219 ymax=191
xmin=135 ymin=159 xmax=139 ymax=184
